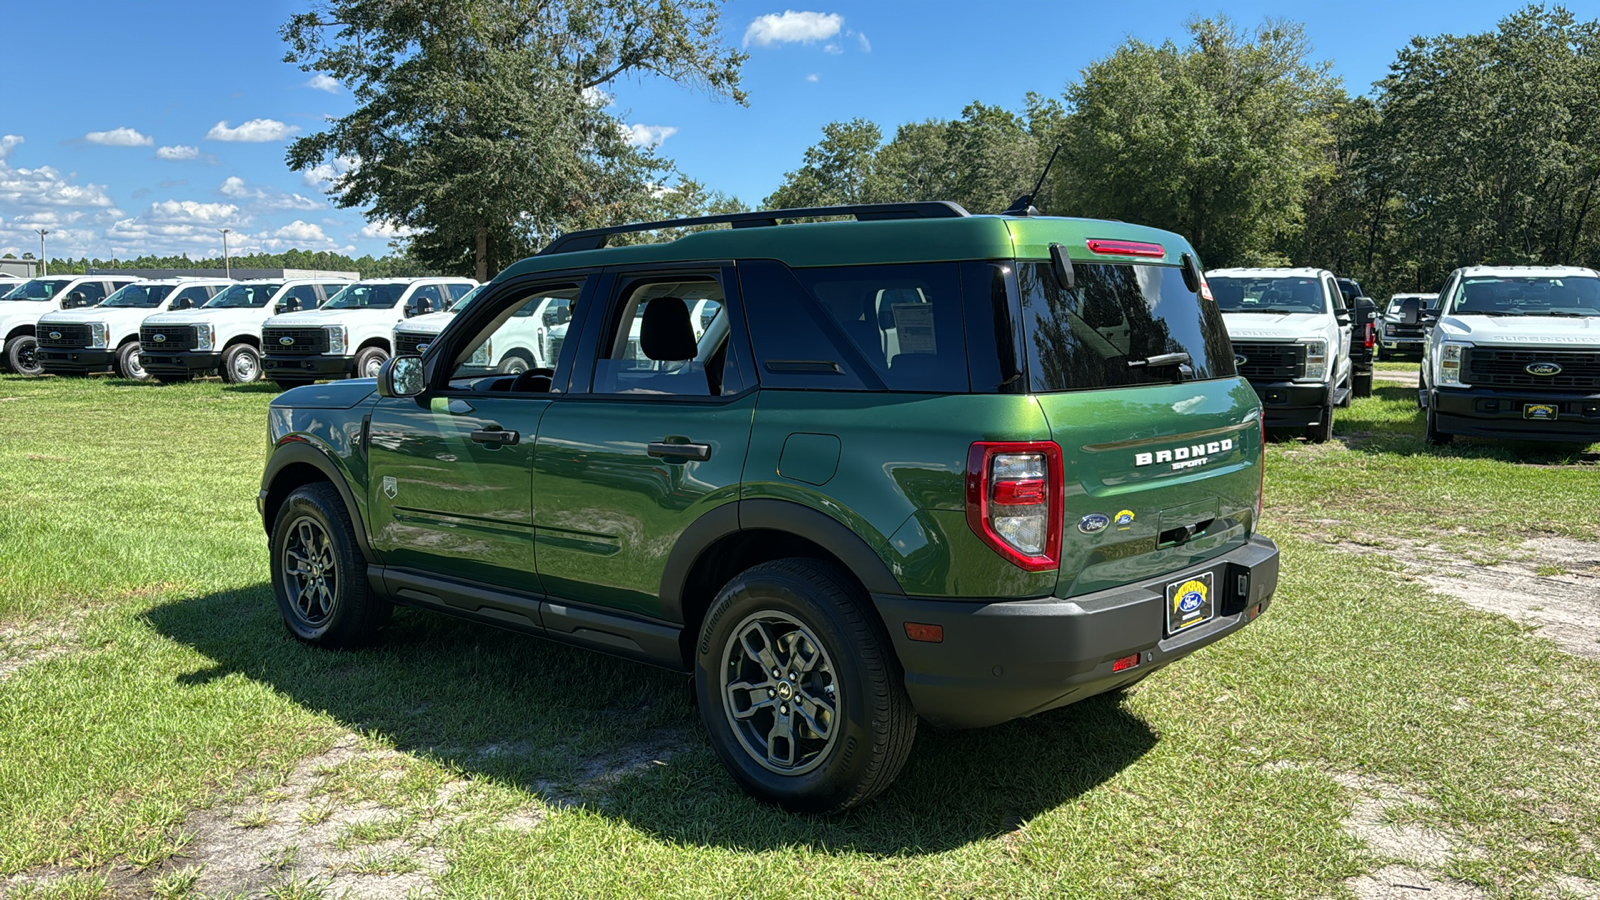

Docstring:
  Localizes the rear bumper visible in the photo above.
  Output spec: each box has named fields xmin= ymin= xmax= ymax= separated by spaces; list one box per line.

xmin=37 ymin=347 xmax=116 ymax=372
xmin=141 ymin=350 xmax=220 ymax=375
xmin=264 ymin=354 xmax=353 ymax=377
xmin=1244 ymin=379 xmax=1332 ymax=428
xmin=873 ymin=535 xmax=1280 ymax=729
xmin=1433 ymin=386 xmax=1600 ymax=442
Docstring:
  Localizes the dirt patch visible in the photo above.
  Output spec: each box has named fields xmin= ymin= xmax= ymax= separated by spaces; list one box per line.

xmin=1349 ymin=865 xmax=1488 ymax=899
xmin=1374 ymin=369 xmax=1422 ymax=387
xmin=0 ymin=618 xmax=80 ymax=682
xmin=1333 ymin=773 xmax=1471 ymax=871
xmin=1333 ymin=536 xmax=1600 ymax=659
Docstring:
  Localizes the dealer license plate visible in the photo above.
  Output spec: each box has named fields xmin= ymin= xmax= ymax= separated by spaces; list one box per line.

xmin=1166 ymin=571 xmax=1215 ymax=635
xmin=1524 ymin=403 xmax=1558 ymax=421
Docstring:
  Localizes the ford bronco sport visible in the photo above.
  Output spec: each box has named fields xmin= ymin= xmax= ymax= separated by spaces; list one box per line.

xmin=259 ymin=202 xmax=1280 ymax=811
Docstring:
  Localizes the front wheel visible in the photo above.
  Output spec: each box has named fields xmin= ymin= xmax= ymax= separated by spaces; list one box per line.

xmin=220 ymin=344 xmax=262 ymax=384
xmin=1353 ymin=370 xmax=1373 ymax=398
xmin=117 ymin=343 xmax=151 ymax=381
xmin=1424 ymin=393 xmax=1453 ymax=446
xmin=695 ymin=559 xmax=916 ymax=813
xmin=5 ymin=336 xmax=43 ymax=377
xmin=1306 ymin=402 xmax=1334 ymax=443
xmin=354 ymin=346 xmax=389 ymax=380
xmin=270 ymin=482 xmax=388 ymax=648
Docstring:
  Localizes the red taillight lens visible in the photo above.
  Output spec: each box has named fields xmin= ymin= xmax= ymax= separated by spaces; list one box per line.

xmin=1364 ymin=323 xmax=1375 ymax=348
xmin=966 ymin=441 xmax=1064 ymax=572
xmin=1112 ymin=653 xmax=1140 ymax=673
xmin=1086 ymin=239 xmax=1165 ymax=258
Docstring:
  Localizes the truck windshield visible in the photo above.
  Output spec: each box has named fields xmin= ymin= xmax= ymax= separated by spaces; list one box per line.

xmin=1018 ymin=262 xmax=1235 ymax=392
xmin=1206 ymin=276 xmax=1328 ymax=314
xmin=1447 ymin=275 xmax=1600 ymax=317
xmin=205 ymin=283 xmax=284 ymax=309
xmin=324 ymin=283 xmax=404 ymax=310
xmin=102 ymin=284 xmax=176 ymax=309
xmin=2 ymin=279 xmax=71 ymax=301
xmin=447 ymin=285 xmax=484 ymax=313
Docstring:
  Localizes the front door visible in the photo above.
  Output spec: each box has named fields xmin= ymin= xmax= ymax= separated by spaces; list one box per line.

xmin=532 ymin=266 xmax=755 ymax=621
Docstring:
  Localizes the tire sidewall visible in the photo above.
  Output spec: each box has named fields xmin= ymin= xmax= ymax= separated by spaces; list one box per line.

xmin=222 ymin=344 xmax=261 ymax=383
xmin=694 ymin=565 xmax=889 ymax=812
xmin=119 ymin=343 xmax=150 ymax=381
xmin=8 ymin=336 xmax=43 ymax=376
xmin=270 ymin=485 xmax=361 ymax=645
xmin=355 ymin=347 xmax=389 ymax=379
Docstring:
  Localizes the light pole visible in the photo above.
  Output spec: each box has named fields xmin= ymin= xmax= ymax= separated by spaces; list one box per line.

xmin=218 ymin=228 xmax=232 ymax=278
xmin=36 ymin=230 xmax=50 ymax=276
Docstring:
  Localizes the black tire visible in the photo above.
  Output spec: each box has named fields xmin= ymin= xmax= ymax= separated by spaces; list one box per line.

xmin=354 ymin=346 xmax=389 ymax=380
xmin=272 ymin=378 xmax=315 ymax=391
xmin=220 ymin=344 xmax=262 ymax=384
xmin=496 ymin=351 xmax=533 ymax=375
xmin=116 ymin=343 xmax=151 ymax=381
xmin=270 ymin=482 xmax=388 ymax=648
xmin=694 ymin=558 xmax=916 ymax=813
xmin=1353 ymin=370 xmax=1373 ymax=399
xmin=5 ymin=336 xmax=43 ymax=377
xmin=1424 ymin=393 xmax=1453 ymax=446
xmin=1306 ymin=402 xmax=1334 ymax=443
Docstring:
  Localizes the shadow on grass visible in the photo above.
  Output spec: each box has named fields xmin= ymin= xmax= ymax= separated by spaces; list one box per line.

xmin=144 ymin=585 xmax=1157 ymax=854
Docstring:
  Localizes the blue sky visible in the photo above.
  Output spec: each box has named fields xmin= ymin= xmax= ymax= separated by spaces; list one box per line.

xmin=3 ymin=0 xmax=1524 ymax=262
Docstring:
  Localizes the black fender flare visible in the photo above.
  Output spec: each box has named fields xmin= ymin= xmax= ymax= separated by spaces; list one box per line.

xmin=260 ymin=440 xmax=376 ymax=563
xmin=657 ymin=498 xmax=904 ymax=624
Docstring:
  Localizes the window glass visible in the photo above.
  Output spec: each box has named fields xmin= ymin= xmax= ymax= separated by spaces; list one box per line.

xmin=1019 ymin=262 xmax=1233 ymax=393
xmin=2 ymin=279 xmax=70 ymax=300
xmin=1446 ymin=275 xmax=1600 ymax=317
xmin=102 ymin=284 xmax=176 ymax=309
xmin=279 ymin=285 xmax=321 ymax=312
xmin=1206 ymin=275 xmax=1329 ymax=314
xmin=205 ymin=283 xmax=284 ymax=308
xmin=408 ymin=284 xmax=443 ymax=315
xmin=448 ymin=285 xmax=485 ymax=312
xmin=791 ymin=263 xmax=968 ymax=393
xmin=592 ymin=278 xmax=726 ymax=397
xmin=324 ymin=282 xmax=404 ymax=310
xmin=67 ymin=282 xmax=108 ymax=307
xmin=447 ymin=282 xmax=475 ymax=302
xmin=453 ymin=286 xmax=583 ymax=381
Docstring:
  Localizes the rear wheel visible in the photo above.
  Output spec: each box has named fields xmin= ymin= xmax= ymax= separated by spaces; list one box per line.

xmin=354 ymin=346 xmax=389 ymax=380
xmin=695 ymin=559 xmax=916 ymax=813
xmin=221 ymin=344 xmax=262 ymax=384
xmin=270 ymin=482 xmax=388 ymax=648
xmin=1353 ymin=370 xmax=1373 ymax=398
xmin=1306 ymin=402 xmax=1334 ymax=443
xmin=5 ymin=336 xmax=43 ymax=377
xmin=117 ymin=343 xmax=151 ymax=381
xmin=497 ymin=351 xmax=533 ymax=375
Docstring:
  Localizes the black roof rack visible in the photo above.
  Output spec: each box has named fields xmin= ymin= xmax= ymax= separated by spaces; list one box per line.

xmin=538 ymin=201 xmax=971 ymax=256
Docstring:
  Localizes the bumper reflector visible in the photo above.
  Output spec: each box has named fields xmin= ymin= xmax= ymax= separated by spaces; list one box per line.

xmin=904 ymin=622 xmax=944 ymax=643
xmin=1112 ymin=653 xmax=1140 ymax=673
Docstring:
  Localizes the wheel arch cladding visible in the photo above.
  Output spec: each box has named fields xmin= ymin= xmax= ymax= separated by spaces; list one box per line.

xmin=262 ymin=444 xmax=376 ymax=563
xmin=663 ymin=499 xmax=904 ymax=668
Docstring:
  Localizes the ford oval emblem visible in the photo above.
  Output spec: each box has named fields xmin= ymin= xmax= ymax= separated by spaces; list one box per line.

xmin=1233 ymin=353 xmax=1248 ymax=366
xmin=417 ymin=343 xmax=431 ymax=354
xmin=1078 ymin=513 xmax=1111 ymax=534
xmin=1525 ymin=362 xmax=1562 ymax=377
xmin=152 ymin=333 xmax=166 ymax=343
xmin=279 ymin=336 xmax=295 ymax=346
xmin=48 ymin=331 xmax=62 ymax=340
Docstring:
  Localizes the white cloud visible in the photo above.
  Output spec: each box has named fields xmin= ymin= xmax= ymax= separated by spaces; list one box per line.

xmin=0 ymin=137 xmax=116 ymax=210
xmin=220 ymin=176 xmax=321 ymax=211
xmin=855 ymin=31 xmax=871 ymax=52
xmin=302 ymin=155 xmax=359 ymax=189
xmin=582 ymin=86 xmax=613 ymax=108
xmin=155 ymin=145 xmax=200 ymax=161
xmin=806 ymin=73 xmax=820 ymax=82
xmin=273 ymin=220 xmax=328 ymax=242
xmin=0 ymin=135 xmax=21 ymax=162
xmin=145 ymin=200 xmax=240 ymax=225
xmin=744 ymin=11 xmax=843 ymax=47
xmin=85 ymin=127 xmax=154 ymax=147
xmin=305 ymin=74 xmax=340 ymax=93
xmin=205 ymin=118 xmax=300 ymax=143
xmin=621 ymin=124 xmax=678 ymax=149
xmin=359 ymin=220 xmax=419 ymax=240
xmin=823 ymin=41 xmax=842 ymax=54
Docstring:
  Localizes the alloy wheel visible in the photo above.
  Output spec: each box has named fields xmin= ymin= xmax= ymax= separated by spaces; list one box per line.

xmin=283 ymin=515 xmax=338 ymax=626
xmin=720 ymin=610 xmax=840 ymax=775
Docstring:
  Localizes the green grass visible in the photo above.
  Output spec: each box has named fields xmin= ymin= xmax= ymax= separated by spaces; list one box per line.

xmin=1 ymin=373 xmax=1598 ymax=898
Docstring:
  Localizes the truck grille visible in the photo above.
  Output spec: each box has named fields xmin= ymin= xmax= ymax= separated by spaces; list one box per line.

xmin=264 ymin=327 xmax=330 ymax=355
xmin=395 ymin=332 xmax=434 ymax=356
xmin=140 ymin=325 xmax=196 ymax=351
xmin=1230 ymin=341 xmax=1305 ymax=380
xmin=38 ymin=324 xmax=91 ymax=348
xmin=1385 ymin=322 xmax=1426 ymax=339
xmin=1466 ymin=348 xmax=1600 ymax=391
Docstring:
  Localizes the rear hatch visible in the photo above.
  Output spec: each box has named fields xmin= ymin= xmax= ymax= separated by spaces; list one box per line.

xmin=1010 ymin=257 xmax=1263 ymax=599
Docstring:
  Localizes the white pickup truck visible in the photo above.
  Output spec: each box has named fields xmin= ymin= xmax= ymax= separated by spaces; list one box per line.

xmin=1 ymin=274 xmax=142 ymax=375
xmin=36 ymin=279 xmax=232 ymax=380
xmin=392 ymin=286 xmax=582 ymax=374
xmin=1205 ymin=267 xmax=1355 ymax=443
xmin=1408 ymin=265 xmax=1600 ymax=445
xmin=139 ymin=278 xmax=354 ymax=384
xmin=261 ymin=277 xmax=476 ymax=388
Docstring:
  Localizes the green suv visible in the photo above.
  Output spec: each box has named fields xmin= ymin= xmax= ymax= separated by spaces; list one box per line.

xmin=259 ymin=202 xmax=1280 ymax=811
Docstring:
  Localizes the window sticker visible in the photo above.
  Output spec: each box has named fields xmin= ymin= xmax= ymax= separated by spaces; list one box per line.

xmin=891 ymin=303 xmax=936 ymax=354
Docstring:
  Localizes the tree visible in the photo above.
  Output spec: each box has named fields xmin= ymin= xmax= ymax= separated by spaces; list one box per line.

xmin=283 ymin=0 xmax=747 ymax=280
xmin=763 ymin=119 xmax=895 ymax=209
xmin=1048 ymin=17 xmax=1341 ymax=267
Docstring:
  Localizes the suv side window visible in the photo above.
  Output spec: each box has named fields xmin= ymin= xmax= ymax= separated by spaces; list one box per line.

xmin=591 ymin=277 xmax=727 ymax=397
xmin=452 ymin=284 xmax=584 ymax=382
xmin=409 ymin=284 xmax=444 ymax=316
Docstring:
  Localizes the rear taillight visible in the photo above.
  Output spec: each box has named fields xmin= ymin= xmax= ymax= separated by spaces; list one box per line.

xmin=1363 ymin=323 xmax=1375 ymax=349
xmin=966 ymin=441 xmax=1064 ymax=572
xmin=1085 ymin=238 xmax=1165 ymax=258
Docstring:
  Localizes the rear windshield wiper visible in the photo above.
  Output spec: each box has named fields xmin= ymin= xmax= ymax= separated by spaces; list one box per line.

xmin=1126 ymin=351 xmax=1192 ymax=369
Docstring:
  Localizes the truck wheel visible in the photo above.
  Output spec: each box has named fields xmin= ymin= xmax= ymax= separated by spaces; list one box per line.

xmin=1306 ymin=403 xmax=1334 ymax=443
xmin=1424 ymin=394 xmax=1453 ymax=446
xmin=5 ymin=336 xmax=43 ymax=377
xmin=270 ymin=482 xmax=388 ymax=648
xmin=354 ymin=346 xmax=389 ymax=380
xmin=1353 ymin=371 xmax=1373 ymax=399
xmin=116 ymin=343 xmax=151 ymax=381
xmin=221 ymin=345 xmax=262 ymax=384
xmin=695 ymin=558 xmax=916 ymax=813
xmin=272 ymin=378 xmax=315 ymax=391
xmin=497 ymin=351 xmax=533 ymax=375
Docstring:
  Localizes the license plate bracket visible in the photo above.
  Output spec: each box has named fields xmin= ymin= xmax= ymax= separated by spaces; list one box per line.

xmin=1166 ymin=571 xmax=1215 ymax=635
xmin=1524 ymin=403 xmax=1559 ymax=421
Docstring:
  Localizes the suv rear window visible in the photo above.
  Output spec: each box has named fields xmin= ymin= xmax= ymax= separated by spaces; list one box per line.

xmin=1017 ymin=262 xmax=1234 ymax=392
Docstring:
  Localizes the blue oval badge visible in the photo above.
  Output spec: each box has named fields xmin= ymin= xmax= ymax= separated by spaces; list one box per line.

xmin=1525 ymin=362 xmax=1562 ymax=377
xmin=1178 ymin=590 xmax=1204 ymax=614
xmin=1078 ymin=514 xmax=1110 ymax=534
xmin=1233 ymin=353 xmax=1248 ymax=366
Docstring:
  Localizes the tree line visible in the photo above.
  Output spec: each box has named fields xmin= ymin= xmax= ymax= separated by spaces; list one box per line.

xmin=13 ymin=250 xmax=437 ymax=278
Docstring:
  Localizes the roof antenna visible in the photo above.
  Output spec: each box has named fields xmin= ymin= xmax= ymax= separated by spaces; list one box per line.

xmin=1001 ymin=144 xmax=1062 ymax=217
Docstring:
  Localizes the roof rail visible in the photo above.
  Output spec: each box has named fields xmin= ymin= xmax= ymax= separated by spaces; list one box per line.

xmin=538 ymin=201 xmax=971 ymax=256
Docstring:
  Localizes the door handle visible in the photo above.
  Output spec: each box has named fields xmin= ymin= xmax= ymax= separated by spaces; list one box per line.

xmin=471 ymin=429 xmax=520 ymax=446
xmin=648 ymin=441 xmax=711 ymax=461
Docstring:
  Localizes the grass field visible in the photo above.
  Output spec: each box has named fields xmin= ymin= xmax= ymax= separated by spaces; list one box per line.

xmin=1 ymin=371 xmax=1598 ymax=899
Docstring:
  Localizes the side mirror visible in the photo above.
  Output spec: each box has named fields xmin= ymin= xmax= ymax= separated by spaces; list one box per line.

xmin=65 ymin=291 xmax=87 ymax=309
xmin=376 ymin=355 xmax=425 ymax=398
xmin=1355 ymin=297 xmax=1376 ymax=312
xmin=1048 ymin=242 xmax=1075 ymax=291
xmin=1399 ymin=297 xmax=1420 ymax=326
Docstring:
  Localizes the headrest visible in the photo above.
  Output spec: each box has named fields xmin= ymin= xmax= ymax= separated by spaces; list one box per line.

xmin=640 ymin=297 xmax=698 ymax=361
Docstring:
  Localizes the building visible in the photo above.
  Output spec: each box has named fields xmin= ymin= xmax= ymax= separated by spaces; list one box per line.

xmin=0 ymin=259 xmax=40 ymax=278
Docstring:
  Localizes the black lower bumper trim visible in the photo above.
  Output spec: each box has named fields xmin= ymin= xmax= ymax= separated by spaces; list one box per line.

xmin=264 ymin=355 xmax=353 ymax=377
xmin=141 ymin=351 xmax=221 ymax=374
xmin=37 ymin=348 xmax=116 ymax=372
xmin=1432 ymin=387 xmax=1600 ymax=442
xmin=1245 ymin=380 xmax=1332 ymax=428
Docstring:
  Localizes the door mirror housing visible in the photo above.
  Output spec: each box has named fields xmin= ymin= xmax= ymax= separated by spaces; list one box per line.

xmin=171 ymin=297 xmax=191 ymax=311
xmin=1399 ymin=297 xmax=1420 ymax=326
xmin=1354 ymin=297 xmax=1376 ymax=312
xmin=377 ymin=355 xmax=426 ymax=398
xmin=65 ymin=291 xmax=87 ymax=309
